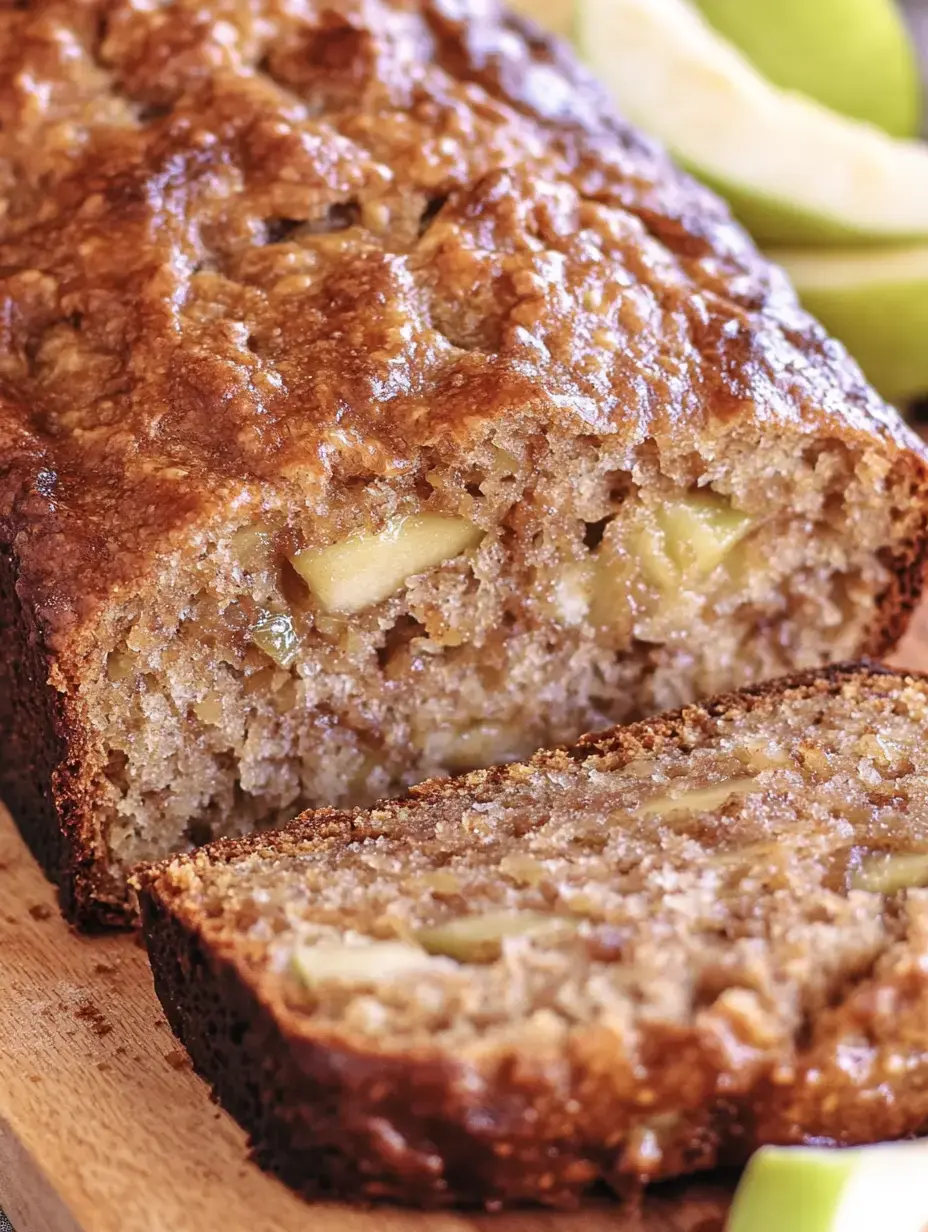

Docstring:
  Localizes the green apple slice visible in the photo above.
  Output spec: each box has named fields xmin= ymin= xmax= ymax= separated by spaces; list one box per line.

xmin=727 ymin=1143 xmax=928 ymax=1232
xmin=771 ymin=244 xmax=928 ymax=403
xmin=575 ymin=0 xmax=928 ymax=245
xmin=694 ymin=0 xmax=921 ymax=139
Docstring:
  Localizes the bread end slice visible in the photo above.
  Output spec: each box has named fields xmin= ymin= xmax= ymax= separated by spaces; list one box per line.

xmin=137 ymin=663 xmax=928 ymax=1207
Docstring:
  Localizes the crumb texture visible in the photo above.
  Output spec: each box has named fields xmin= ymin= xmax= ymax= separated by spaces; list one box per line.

xmin=1 ymin=0 xmax=927 ymax=923
xmin=141 ymin=667 xmax=928 ymax=1207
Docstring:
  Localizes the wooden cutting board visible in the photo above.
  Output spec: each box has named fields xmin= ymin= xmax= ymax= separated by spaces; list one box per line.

xmin=2 ymin=606 xmax=927 ymax=1232
xmin=0 ymin=807 xmax=733 ymax=1232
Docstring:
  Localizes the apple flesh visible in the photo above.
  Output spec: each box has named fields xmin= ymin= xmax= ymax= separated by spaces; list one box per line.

xmin=772 ymin=244 xmax=928 ymax=403
xmin=290 ymin=515 xmax=483 ymax=615
xmin=694 ymin=0 xmax=921 ymax=139
xmin=727 ymin=1144 xmax=928 ymax=1232
xmin=575 ymin=0 xmax=928 ymax=246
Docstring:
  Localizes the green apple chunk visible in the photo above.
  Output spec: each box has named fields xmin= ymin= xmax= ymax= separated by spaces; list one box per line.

xmin=290 ymin=515 xmax=483 ymax=615
xmin=575 ymin=0 xmax=928 ymax=245
xmin=694 ymin=0 xmax=921 ymax=139
xmin=727 ymin=1143 xmax=928 ymax=1232
xmin=772 ymin=244 xmax=928 ymax=403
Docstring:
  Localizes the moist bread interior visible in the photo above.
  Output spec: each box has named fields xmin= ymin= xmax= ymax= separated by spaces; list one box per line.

xmin=173 ymin=674 xmax=928 ymax=1051
xmin=142 ymin=669 xmax=928 ymax=1200
xmin=95 ymin=435 xmax=913 ymax=892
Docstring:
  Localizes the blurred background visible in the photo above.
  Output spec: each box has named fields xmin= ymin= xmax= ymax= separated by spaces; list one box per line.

xmin=515 ymin=0 xmax=928 ymax=418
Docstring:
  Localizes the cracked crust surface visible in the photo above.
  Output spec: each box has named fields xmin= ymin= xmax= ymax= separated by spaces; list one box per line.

xmin=2 ymin=1 xmax=928 ymax=925
xmin=1 ymin=0 xmax=924 ymax=650
xmin=139 ymin=664 xmax=928 ymax=1208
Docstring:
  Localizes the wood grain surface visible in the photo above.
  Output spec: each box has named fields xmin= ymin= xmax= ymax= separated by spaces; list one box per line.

xmin=2 ymin=616 xmax=926 ymax=1232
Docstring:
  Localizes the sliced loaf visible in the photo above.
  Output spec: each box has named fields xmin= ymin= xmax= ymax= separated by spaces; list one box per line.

xmin=138 ymin=664 xmax=928 ymax=1207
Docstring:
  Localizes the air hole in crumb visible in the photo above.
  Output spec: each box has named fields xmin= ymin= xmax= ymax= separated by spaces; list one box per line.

xmin=606 ymin=471 xmax=633 ymax=503
xmin=822 ymin=490 xmax=845 ymax=524
xmin=465 ymin=481 xmax=483 ymax=499
xmin=303 ymin=201 xmax=361 ymax=234
xmin=418 ymin=194 xmax=448 ymax=235
xmin=280 ymin=557 xmax=312 ymax=610
xmin=186 ymin=818 xmax=214 ymax=847
xmin=583 ymin=518 xmax=610 ymax=550
xmin=377 ymin=615 xmax=426 ymax=671
xmin=264 ymin=217 xmax=304 ymax=244
xmin=105 ymin=750 xmax=129 ymax=792
xmin=136 ymin=102 xmax=171 ymax=124
xmin=67 ymin=312 xmax=83 ymax=330
xmin=91 ymin=7 xmax=109 ymax=53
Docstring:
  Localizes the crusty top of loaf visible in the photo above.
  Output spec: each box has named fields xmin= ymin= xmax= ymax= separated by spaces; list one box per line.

xmin=0 ymin=0 xmax=922 ymax=652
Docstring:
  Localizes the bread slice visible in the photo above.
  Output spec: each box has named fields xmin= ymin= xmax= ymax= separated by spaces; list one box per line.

xmin=3 ymin=2 xmax=928 ymax=925
xmin=138 ymin=664 xmax=928 ymax=1208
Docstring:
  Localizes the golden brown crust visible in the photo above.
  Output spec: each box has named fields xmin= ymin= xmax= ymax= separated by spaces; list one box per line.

xmin=1 ymin=0 xmax=925 ymax=658
xmin=3 ymin=0 xmax=928 ymax=926
xmin=138 ymin=663 xmax=928 ymax=1208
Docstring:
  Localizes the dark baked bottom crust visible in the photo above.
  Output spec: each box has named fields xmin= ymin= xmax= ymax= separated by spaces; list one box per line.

xmin=0 ymin=544 xmax=82 ymax=920
xmin=866 ymin=544 xmax=928 ymax=658
xmin=141 ymin=891 xmax=620 ymax=1208
xmin=138 ymin=663 xmax=928 ymax=1208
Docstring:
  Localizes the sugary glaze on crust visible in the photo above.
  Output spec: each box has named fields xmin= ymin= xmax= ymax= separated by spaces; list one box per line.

xmin=139 ymin=664 xmax=928 ymax=1207
xmin=0 ymin=0 xmax=922 ymax=656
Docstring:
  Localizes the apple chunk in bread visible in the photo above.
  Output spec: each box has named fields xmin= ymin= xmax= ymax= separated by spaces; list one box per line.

xmin=291 ymin=941 xmax=438 ymax=985
xmin=636 ymin=775 xmax=762 ymax=816
xmin=629 ymin=490 xmax=754 ymax=593
xmin=290 ymin=516 xmax=484 ymax=614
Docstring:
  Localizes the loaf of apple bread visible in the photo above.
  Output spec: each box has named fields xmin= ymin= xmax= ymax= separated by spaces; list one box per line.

xmin=3 ymin=0 xmax=928 ymax=924
xmin=137 ymin=665 xmax=928 ymax=1208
